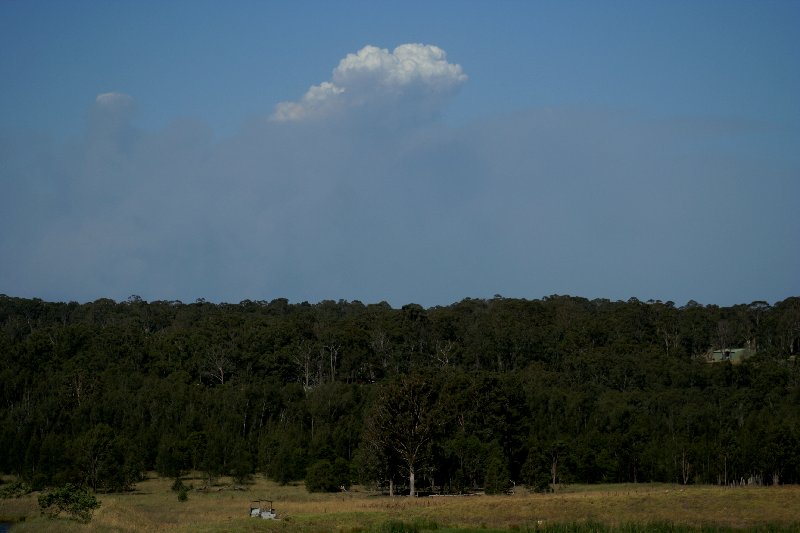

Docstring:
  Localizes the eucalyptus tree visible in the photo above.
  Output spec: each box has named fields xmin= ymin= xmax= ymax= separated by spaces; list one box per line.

xmin=362 ymin=372 xmax=444 ymax=496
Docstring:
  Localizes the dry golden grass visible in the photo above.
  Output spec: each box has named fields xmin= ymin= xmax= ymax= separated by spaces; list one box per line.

xmin=3 ymin=475 xmax=800 ymax=532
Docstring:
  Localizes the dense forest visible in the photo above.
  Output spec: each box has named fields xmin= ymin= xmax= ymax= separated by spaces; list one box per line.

xmin=1 ymin=294 xmax=799 ymax=495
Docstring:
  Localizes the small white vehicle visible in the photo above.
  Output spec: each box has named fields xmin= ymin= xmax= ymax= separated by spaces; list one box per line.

xmin=249 ymin=499 xmax=277 ymax=520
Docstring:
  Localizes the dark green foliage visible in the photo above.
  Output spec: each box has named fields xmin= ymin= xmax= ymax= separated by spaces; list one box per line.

xmin=443 ymin=433 xmax=487 ymax=492
xmin=483 ymin=443 xmax=511 ymax=494
xmin=362 ymin=372 xmax=445 ymax=496
xmin=171 ymin=477 xmax=189 ymax=501
xmin=305 ymin=459 xmax=339 ymax=492
xmin=305 ymin=457 xmax=351 ymax=492
xmin=229 ymin=452 xmax=254 ymax=484
xmin=200 ymin=429 xmax=228 ymax=486
xmin=0 ymin=480 xmax=31 ymax=498
xmin=73 ymin=424 xmax=142 ymax=492
xmin=521 ymin=449 xmax=552 ymax=493
xmin=170 ymin=477 xmax=186 ymax=492
xmin=156 ymin=437 xmax=189 ymax=478
xmin=265 ymin=432 xmax=308 ymax=485
xmin=334 ymin=457 xmax=353 ymax=490
xmin=1 ymin=294 xmax=799 ymax=493
xmin=37 ymin=483 xmax=100 ymax=522
xmin=352 ymin=444 xmax=388 ymax=489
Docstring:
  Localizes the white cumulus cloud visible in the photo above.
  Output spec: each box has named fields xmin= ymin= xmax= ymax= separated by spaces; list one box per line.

xmin=272 ymin=82 xmax=345 ymax=122
xmin=273 ymin=44 xmax=467 ymax=122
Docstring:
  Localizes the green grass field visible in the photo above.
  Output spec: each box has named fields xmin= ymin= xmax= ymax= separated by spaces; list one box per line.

xmin=2 ymin=475 xmax=800 ymax=532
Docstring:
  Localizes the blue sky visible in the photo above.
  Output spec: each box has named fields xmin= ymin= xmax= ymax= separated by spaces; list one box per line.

xmin=1 ymin=1 xmax=798 ymax=307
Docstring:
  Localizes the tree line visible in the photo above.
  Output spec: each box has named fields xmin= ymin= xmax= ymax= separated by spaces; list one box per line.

xmin=1 ymin=294 xmax=798 ymax=494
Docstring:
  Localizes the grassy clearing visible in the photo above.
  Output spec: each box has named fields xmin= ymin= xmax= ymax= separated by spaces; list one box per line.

xmin=2 ymin=475 xmax=799 ymax=532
